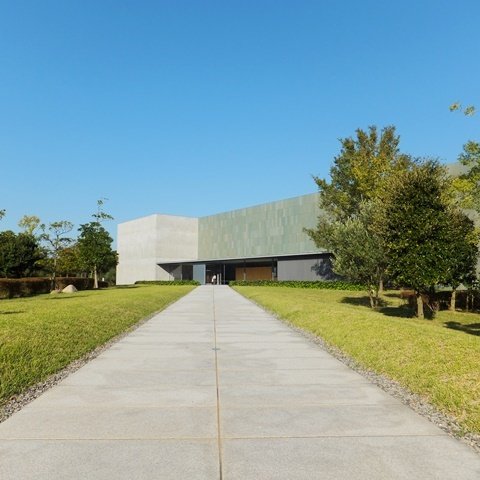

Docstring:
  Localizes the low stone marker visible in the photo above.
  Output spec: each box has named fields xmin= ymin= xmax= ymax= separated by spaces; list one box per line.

xmin=62 ymin=284 xmax=78 ymax=293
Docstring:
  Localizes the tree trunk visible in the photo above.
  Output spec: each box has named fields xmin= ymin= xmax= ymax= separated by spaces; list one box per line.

xmin=369 ymin=292 xmax=375 ymax=309
xmin=93 ymin=265 xmax=98 ymax=289
xmin=449 ymin=288 xmax=457 ymax=312
xmin=378 ymin=277 xmax=384 ymax=295
xmin=416 ymin=293 xmax=424 ymax=319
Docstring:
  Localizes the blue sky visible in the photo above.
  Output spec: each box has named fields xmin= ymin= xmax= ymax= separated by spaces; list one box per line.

xmin=1 ymin=1 xmax=479 ymax=242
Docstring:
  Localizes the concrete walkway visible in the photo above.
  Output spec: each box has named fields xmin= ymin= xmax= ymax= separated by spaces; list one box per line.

xmin=0 ymin=286 xmax=479 ymax=479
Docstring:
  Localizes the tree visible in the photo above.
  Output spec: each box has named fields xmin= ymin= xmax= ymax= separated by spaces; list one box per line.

xmin=77 ymin=223 xmax=116 ymax=288
xmin=452 ymin=141 xmax=480 ymax=213
xmin=449 ymin=101 xmax=480 ymax=213
xmin=314 ymin=125 xmax=411 ymax=221
xmin=0 ymin=210 xmax=5 ymax=222
xmin=443 ymin=209 xmax=479 ymax=311
xmin=18 ymin=215 xmax=41 ymax=236
xmin=0 ymin=231 xmax=42 ymax=278
xmin=379 ymin=160 xmax=457 ymax=319
xmin=308 ymin=202 xmax=386 ymax=308
xmin=307 ymin=125 xmax=412 ymax=298
xmin=40 ymin=221 xmax=74 ymax=289
xmin=56 ymin=245 xmax=83 ymax=277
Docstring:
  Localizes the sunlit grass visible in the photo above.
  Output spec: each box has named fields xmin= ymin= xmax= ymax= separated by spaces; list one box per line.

xmin=0 ymin=285 xmax=195 ymax=405
xmin=234 ymin=286 xmax=480 ymax=435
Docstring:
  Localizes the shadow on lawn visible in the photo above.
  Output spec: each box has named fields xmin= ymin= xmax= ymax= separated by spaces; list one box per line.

xmin=0 ymin=310 xmax=25 ymax=315
xmin=340 ymin=296 xmax=413 ymax=319
xmin=44 ymin=295 xmax=90 ymax=301
xmin=444 ymin=321 xmax=480 ymax=337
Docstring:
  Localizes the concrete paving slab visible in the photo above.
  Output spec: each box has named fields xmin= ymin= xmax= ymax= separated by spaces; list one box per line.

xmin=28 ymin=385 xmax=217 ymax=408
xmin=0 ymin=440 xmax=219 ymax=480
xmin=62 ymin=367 xmax=217 ymax=387
xmin=218 ymin=356 xmax=353 ymax=370
xmin=0 ymin=406 xmax=217 ymax=440
xmin=219 ymin=384 xmax=401 ymax=407
xmin=222 ymin=437 xmax=480 ymax=480
xmin=219 ymin=368 xmax=369 ymax=385
xmin=221 ymin=404 xmax=442 ymax=438
xmin=84 ymin=355 xmax=216 ymax=371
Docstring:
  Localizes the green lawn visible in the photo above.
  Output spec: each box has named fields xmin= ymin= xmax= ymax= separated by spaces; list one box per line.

xmin=234 ymin=286 xmax=480 ymax=436
xmin=0 ymin=285 xmax=195 ymax=406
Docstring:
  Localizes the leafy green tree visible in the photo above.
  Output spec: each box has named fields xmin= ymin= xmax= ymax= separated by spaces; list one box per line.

xmin=56 ymin=244 xmax=83 ymax=277
xmin=308 ymin=202 xmax=386 ymax=307
xmin=307 ymin=125 xmax=411 ymax=297
xmin=18 ymin=215 xmax=41 ymax=237
xmin=314 ymin=125 xmax=411 ymax=221
xmin=452 ymin=141 xmax=480 ymax=213
xmin=0 ymin=210 xmax=5 ymax=222
xmin=0 ymin=231 xmax=42 ymax=278
xmin=449 ymin=101 xmax=480 ymax=213
xmin=77 ymin=223 xmax=116 ymax=288
xmin=443 ymin=210 xmax=479 ymax=310
xmin=379 ymin=160 xmax=459 ymax=319
xmin=40 ymin=221 xmax=74 ymax=289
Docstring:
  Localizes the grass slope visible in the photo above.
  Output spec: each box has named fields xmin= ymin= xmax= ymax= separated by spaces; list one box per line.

xmin=234 ymin=286 xmax=480 ymax=435
xmin=0 ymin=285 xmax=195 ymax=405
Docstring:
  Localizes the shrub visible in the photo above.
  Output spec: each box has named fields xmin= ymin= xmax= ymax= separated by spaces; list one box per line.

xmin=0 ymin=278 xmax=51 ymax=299
xmin=229 ymin=280 xmax=364 ymax=290
xmin=0 ymin=277 xmax=109 ymax=299
xmin=135 ymin=280 xmax=200 ymax=286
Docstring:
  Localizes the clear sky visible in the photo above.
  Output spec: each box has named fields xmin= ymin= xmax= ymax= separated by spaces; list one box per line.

xmin=1 ymin=0 xmax=479 ymax=243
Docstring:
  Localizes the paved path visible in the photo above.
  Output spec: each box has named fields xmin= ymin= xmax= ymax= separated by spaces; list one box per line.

xmin=1 ymin=286 xmax=479 ymax=479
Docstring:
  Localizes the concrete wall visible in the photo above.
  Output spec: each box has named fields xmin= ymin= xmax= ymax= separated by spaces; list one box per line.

xmin=116 ymin=214 xmax=198 ymax=284
xmin=198 ymin=193 xmax=323 ymax=259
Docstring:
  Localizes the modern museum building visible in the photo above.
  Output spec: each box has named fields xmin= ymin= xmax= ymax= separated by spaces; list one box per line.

xmin=116 ymin=193 xmax=335 ymax=285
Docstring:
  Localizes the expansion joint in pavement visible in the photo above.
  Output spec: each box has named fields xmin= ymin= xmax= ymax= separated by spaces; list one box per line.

xmin=212 ymin=287 xmax=223 ymax=480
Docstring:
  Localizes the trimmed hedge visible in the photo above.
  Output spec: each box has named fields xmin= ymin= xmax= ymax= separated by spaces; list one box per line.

xmin=135 ymin=280 xmax=200 ymax=286
xmin=229 ymin=280 xmax=364 ymax=290
xmin=0 ymin=277 xmax=109 ymax=299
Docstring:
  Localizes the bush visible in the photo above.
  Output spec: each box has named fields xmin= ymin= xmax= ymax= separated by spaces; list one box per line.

xmin=135 ymin=280 xmax=200 ymax=286
xmin=0 ymin=278 xmax=51 ymax=299
xmin=0 ymin=277 xmax=109 ymax=299
xmin=229 ymin=280 xmax=364 ymax=290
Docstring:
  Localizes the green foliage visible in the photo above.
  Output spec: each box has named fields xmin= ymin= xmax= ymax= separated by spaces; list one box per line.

xmin=135 ymin=280 xmax=200 ymax=286
xmin=314 ymin=125 xmax=411 ymax=221
xmin=453 ymin=140 xmax=480 ymax=212
xmin=0 ymin=231 xmax=43 ymax=278
xmin=77 ymin=222 xmax=117 ymax=287
xmin=56 ymin=245 xmax=83 ymax=276
xmin=18 ymin=215 xmax=41 ymax=236
xmin=306 ymin=126 xmax=411 ymax=304
xmin=450 ymin=102 xmax=476 ymax=116
xmin=324 ymin=202 xmax=387 ymax=307
xmin=0 ymin=210 xmax=5 ymax=221
xmin=0 ymin=277 xmax=51 ymax=298
xmin=229 ymin=280 xmax=364 ymax=290
xmin=443 ymin=210 xmax=479 ymax=290
xmin=40 ymin=220 xmax=74 ymax=287
xmin=378 ymin=159 xmax=478 ymax=317
xmin=381 ymin=161 xmax=450 ymax=292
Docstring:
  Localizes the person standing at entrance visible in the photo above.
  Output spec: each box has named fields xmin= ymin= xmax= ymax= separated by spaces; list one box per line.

xmin=211 ymin=274 xmax=217 ymax=285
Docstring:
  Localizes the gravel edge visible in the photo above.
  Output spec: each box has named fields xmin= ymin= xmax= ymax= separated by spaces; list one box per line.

xmin=0 ymin=305 xmax=171 ymax=424
xmin=243 ymin=294 xmax=480 ymax=455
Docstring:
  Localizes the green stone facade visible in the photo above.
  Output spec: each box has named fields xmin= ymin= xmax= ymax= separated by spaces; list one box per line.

xmin=198 ymin=193 xmax=324 ymax=259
